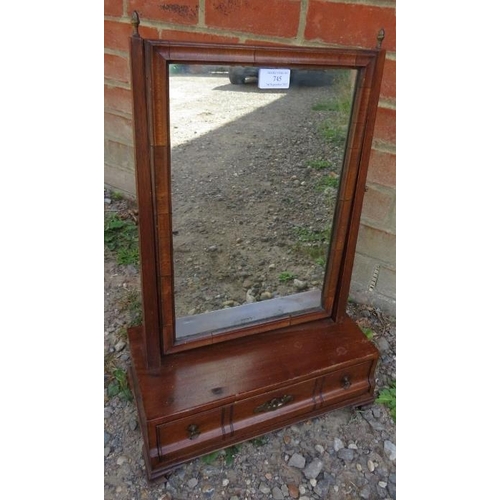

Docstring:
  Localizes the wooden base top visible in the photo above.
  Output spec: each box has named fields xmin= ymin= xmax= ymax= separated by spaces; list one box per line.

xmin=128 ymin=316 xmax=377 ymax=422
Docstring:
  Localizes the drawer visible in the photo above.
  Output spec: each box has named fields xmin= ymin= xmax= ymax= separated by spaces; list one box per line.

xmin=231 ymin=378 xmax=316 ymax=434
xmin=318 ymin=360 xmax=373 ymax=408
xmin=154 ymin=361 xmax=373 ymax=462
xmin=156 ymin=407 xmax=226 ymax=460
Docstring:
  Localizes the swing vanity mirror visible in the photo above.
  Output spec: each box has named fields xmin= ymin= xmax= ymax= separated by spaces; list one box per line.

xmin=127 ymin=12 xmax=386 ymax=480
xmin=171 ymin=64 xmax=357 ymax=344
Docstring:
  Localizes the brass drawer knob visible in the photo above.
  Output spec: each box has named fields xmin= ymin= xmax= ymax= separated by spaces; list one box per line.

xmin=254 ymin=394 xmax=294 ymax=413
xmin=187 ymin=424 xmax=200 ymax=440
xmin=342 ymin=375 xmax=351 ymax=389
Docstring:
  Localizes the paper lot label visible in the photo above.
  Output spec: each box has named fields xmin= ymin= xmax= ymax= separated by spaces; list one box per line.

xmin=258 ymin=69 xmax=291 ymax=89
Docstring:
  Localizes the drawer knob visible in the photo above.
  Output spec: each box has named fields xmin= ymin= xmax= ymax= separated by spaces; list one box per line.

xmin=342 ymin=375 xmax=351 ymax=389
xmin=187 ymin=424 xmax=200 ymax=440
xmin=254 ymin=394 xmax=294 ymax=413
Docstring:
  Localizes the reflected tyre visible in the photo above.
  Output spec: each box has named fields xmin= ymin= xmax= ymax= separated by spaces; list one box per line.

xmin=229 ymin=72 xmax=245 ymax=85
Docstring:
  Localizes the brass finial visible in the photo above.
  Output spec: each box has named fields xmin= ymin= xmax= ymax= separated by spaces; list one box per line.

xmin=131 ymin=11 xmax=140 ymax=37
xmin=376 ymin=28 xmax=385 ymax=49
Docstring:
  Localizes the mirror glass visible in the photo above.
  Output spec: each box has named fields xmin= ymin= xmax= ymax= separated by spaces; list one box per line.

xmin=169 ymin=64 xmax=357 ymax=340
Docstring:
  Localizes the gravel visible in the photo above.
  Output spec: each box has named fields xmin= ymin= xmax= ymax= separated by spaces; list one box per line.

xmin=288 ymin=453 xmax=306 ymax=469
xmin=104 ymin=193 xmax=396 ymax=500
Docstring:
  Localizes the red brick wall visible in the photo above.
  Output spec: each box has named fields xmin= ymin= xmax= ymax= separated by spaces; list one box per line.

xmin=104 ymin=0 xmax=396 ymax=313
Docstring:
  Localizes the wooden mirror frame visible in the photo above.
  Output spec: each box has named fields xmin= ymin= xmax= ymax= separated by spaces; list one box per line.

xmin=130 ymin=22 xmax=386 ymax=367
xmin=127 ymin=13 xmax=386 ymax=480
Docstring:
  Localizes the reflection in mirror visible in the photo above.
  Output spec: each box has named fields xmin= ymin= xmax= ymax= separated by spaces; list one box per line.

xmin=169 ymin=64 xmax=357 ymax=340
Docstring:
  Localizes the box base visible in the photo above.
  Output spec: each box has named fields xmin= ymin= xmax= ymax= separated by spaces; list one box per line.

xmin=128 ymin=316 xmax=378 ymax=480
